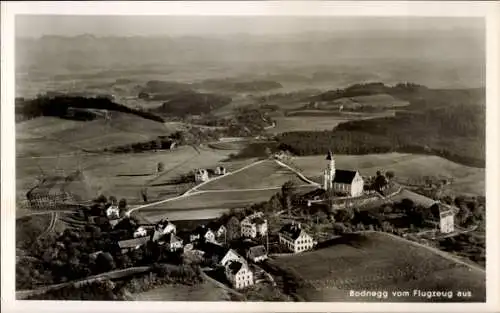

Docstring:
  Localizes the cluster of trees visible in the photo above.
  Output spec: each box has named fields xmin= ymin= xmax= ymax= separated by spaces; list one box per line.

xmin=194 ymin=79 xmax=283 ymax=92
xmin=26 ymin=279 xmax=121 ymax=300
xmin=152 ymin=90 xmax=232 ymax=117
xmin=16 ymin=95 xmax=165 ymax=122
xmin=313 ymin=82 xmax=427 ymax=102
xmin=120 ymin=263 xmax=203 ymax=294
xmin=104 ymin=135 xmax=177 ymax=154
xmin=277 ymin=97 xmax=485 ymax=168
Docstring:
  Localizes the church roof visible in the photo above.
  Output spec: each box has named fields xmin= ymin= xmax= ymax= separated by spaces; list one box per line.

xmin=333 ymin=170 xmax=358 ymax=184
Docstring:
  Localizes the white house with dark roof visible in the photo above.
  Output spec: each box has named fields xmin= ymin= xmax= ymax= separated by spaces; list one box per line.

xmin=133 ymin=226 xmax=148 ymax=238
xmin=220 ymin=249 xmax=246 ymax=267
xmin=240 ymin=212 xmax=268 ymax=238
xmin=194 ymin=169 xmax=209 ymax=182
xmin=214 ymin=166 xmax=227 ymax=175
xmin=225 ymin=260 xmax=254 ymax=289
xmin=106 ymin=205 xmax=120 ymax=220
xmin=323 ymin=150 xmax=364 ymax=197
xmin=158 ymin=233 xmax=184 ymax=251
xmin=278 ymin=223 xmax=314 ymax=253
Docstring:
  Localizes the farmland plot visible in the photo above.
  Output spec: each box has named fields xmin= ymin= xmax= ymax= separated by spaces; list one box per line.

xmin=269 ymin=232 xmax=485 ymax=302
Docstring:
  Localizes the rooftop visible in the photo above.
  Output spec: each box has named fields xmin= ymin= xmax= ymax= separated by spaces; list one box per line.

xmin=333 ymin=170 xmax=358 ymax=184
xmin=279 ymin=223 xmax=307 ymax=240
xmin=248 ymin=245 xmax=267 ymax=258
xmin=118 ymin=236 xmax=150 ymax=249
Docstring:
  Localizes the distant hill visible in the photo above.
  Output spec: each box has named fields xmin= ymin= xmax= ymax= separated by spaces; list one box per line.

xmin=193 ymin=78 xmax=283 ymax=93
xmin=277 ymin=83 xmax=486 ymax=168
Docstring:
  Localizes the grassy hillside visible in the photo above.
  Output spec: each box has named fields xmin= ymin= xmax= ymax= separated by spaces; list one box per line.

xmin=270 ymin=232 xmax=485 ymax=302
xmin=198 ymin=159 xmax=309 ymax=191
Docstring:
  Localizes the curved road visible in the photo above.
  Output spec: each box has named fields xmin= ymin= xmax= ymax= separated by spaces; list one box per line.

xmin=126 ymin=158 xmax=319 ymax=216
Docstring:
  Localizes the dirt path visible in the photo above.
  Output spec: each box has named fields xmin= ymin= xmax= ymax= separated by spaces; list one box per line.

xmin=126 ymin=159 xmax=267 ymax=215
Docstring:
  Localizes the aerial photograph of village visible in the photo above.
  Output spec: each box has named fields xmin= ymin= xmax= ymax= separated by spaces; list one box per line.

xmin=14 ymin=14 xmax=486 ymax=302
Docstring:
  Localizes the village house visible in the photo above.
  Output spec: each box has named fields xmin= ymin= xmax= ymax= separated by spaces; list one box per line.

xmin=194 ymin=169 xmax=209 ymax=182
xmin=194 ymin=225 xmax=217 ymax=243
xmin=246 ymin=245 xmax=268 ymax=263
xmin=278 ymin=223 xmax=315 ymax=253
xmin=323 ymin=150 xmax=364 ymax=197
xmin=220 ymin=249 xmax=246 ymax=267
xmin=214 ymin=166 xmax=227 ymax=175
xmin=207 ymin=221 xmax=227 ymax=242
xmin=225 ymin=260 xmax=254 ymax=289
xmin=133 ymin=226 xmax=148 ymax=238
xmin=157 ymin=219 xmax=177 ymax=234
xmin=156 ymin=233 xmax=184 ymax=251
xmin=240 ymin=212 xmax=268 ymax=238
xmin=106 ymin=205 xmax=120 ymax=220
xmin=118 ymin=237 xmax=150 ymax=254
xmin=439 ymin=209 xmax=455 ymax=234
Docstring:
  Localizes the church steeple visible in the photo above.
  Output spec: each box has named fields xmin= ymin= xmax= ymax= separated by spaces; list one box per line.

xmin=323 ymin=149 xmax=336 ymax=191
xmin=326 ymin=150 xmax=333 ymax=161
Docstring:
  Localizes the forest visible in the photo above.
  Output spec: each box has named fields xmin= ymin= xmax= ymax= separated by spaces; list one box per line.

xmin=152 ymin=90 xmax=232 ymax=117
xmin=278 ymin=84 xmax=485 ymax=168
xmin=16 ymin=95 xmax=165 ymax=123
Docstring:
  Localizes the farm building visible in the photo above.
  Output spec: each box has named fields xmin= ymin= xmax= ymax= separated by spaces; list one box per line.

xmin=240 ymin=212 xmax=268 ymax=238
xmin=323 ymin=150 xmax=364 ymax=197
xmin=246 ymin=245 xmax=268 ymax=263
xmin=157 ymin=233 xmax=184 ymax=251
xmin=26 ymin=170 xmax=94 ymax=210
xmin=439 ymin=209 xmax=455 ymax=234
xmin=221 ymin=249 xmax=246 ymax=267
xmin=225 ymin=260 xmax=254 ymax=289
xmin=133 ymin=226 xmax=148 ymax=238
xmin=214 ymin=166 xmax=227 ymax=175
xmin=194 ymin=225 xmax=217 ymax=243
xmin=194 ymin=169 xmax=209 ymax=182
xmin=106 ymin=205 xmax=120 ymax=220
xmin=118 ymin=237 xmax=150 ymax=254
xmin=156 ymin=219 xmax=177 ymax=234
xmin=279 ymin=223 xmax=315 ymax=253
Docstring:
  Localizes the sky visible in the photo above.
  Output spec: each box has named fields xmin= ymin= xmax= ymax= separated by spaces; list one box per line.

xmin=15 ymin=16 xmax=484 ymax=38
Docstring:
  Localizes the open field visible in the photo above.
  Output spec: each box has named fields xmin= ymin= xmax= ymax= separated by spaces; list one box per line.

xmin=198 ymin=160 xmax=308 ymax=191
xmin=137 ymin=185 xmax=317 ymax=222
xmin=329 ymin=93 xmax=410 ymax=108
xmin=269 ymin=111 xmax=394 ymax=133
xmin=290 ymin=153 xmax=484 ymax=196
xmin=16 ymin=113 xmax=174 ymax=156
xmin=132 ymin=280 xmax=232 ymax=301
xmin=16 ymin=145 xmax=243 ymax=204
xmin=16 ymin=214 xmax=53 ymax=250
xmin=269 ymin=232 xmax=485 ymax=302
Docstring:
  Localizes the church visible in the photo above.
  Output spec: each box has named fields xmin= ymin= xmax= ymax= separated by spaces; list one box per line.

xmin=323 ymin=150 xmax=364 ymax=197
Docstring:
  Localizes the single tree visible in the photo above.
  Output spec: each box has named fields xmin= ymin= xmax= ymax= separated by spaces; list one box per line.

xmin=118 ymin=198 xmax=127 ymax=210
xmin=385 ymin=171 xmax=395 ymax=181
xmin=157 ymin=162 xmax=165 ymax=174
xmin=108 ymin=196 xmax=117 ymax=206
xmin=281 ymin=180 xmax=297 ymax=216
xmin=226 ymin=216 xmax=241 ymax=241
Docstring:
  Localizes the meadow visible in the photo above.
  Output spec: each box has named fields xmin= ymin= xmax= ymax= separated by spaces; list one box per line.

xmin=269 ymin=232 xmax=485 ymax=302
xmin=290 ymin=153 xmax=485 ymax=196
xmin=131 ymin=280 xmax=232 ymax=301
xmin=197 ymin=159 xmax=309 ymax=191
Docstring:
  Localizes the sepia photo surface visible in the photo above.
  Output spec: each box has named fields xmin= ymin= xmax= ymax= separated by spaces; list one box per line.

xmin=2 ymin=1 xmax=499 ymax=312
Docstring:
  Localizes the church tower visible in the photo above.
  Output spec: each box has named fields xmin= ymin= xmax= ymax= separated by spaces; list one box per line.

xmin=323 ymin=150 xmax=336 ymax=190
